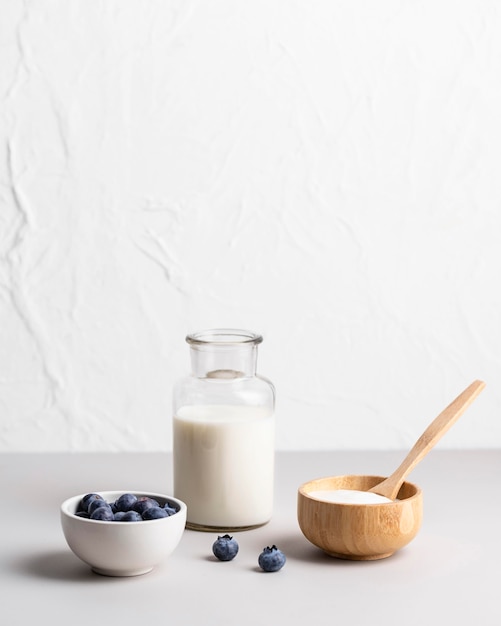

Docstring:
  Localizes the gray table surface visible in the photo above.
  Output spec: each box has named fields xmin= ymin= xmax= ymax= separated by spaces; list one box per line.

xmin=1 ymin=450 xmax=500 ymax=626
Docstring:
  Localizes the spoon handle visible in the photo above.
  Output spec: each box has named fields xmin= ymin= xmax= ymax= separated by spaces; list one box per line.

xmin=369 ymin=380 xmax=486 ymax=500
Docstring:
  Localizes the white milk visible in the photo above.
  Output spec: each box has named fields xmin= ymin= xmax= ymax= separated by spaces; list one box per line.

xmin=173 ymin=404 xmax=275 ymax=529
xmin=308 ymin=489 xmax=393 ymax=504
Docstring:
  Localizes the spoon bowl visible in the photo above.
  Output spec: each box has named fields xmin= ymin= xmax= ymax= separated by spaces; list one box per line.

xmin=298 ymin=475 xmax=422 ymax=560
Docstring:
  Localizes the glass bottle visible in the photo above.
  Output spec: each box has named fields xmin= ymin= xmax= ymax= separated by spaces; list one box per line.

xmin=172 ymin=329 xmax=275 ymax=531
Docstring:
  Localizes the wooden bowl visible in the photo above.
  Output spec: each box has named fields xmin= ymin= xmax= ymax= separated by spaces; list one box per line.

xmin=297 ymin=475 xmax=423 ymax=560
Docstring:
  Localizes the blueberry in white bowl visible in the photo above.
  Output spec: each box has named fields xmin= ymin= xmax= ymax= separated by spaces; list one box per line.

xmin=61 ymin=491 xmax=187 ymax=577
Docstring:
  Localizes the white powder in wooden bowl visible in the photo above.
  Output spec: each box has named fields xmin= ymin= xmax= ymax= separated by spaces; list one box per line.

xmin=308 ymin=489 xmax=393 ymax=504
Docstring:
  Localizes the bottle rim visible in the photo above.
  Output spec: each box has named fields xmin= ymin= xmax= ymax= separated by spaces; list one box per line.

xmin=186 ymin=329 xmax=263 ymax=346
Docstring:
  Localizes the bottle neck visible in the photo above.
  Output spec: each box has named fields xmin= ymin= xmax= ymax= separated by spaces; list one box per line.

xmin=190 ymin=344 xmax=258 ymax=379
xmin=186 ymin=329 xmax=263 ymax=379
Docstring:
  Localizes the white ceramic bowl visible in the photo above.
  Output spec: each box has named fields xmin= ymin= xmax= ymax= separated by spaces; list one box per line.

xmin=61 ymin=491 xmax=187 ymax=576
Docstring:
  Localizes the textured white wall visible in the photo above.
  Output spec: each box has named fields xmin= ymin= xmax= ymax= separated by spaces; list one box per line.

xmin=1 ymin=0 xmax=499 ymax=451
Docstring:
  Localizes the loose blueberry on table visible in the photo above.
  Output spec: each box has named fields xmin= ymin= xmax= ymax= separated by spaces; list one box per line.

xmin=258 ymin=545 xmax=286 ymax=572
xmin=212 ymin=535 xmax=239 ymax=561
xmin=75 ymin=493 xmax=179 ymax=521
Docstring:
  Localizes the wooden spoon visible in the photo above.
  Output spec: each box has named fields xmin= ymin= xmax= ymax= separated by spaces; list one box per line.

xmin=368 ymin=379 xmax=486 ymax=500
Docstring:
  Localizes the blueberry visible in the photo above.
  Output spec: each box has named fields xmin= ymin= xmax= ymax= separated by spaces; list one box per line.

xmin=73 ymin=492 xmax=175 ymax=522
xmin=79 ymin=493 xmax=103 ymax=513
xmin=132 ymin=497 xmax=159 ymax=515
xmin=212 ymin=535 xmax=239 ymax=561
xmin=80 ymin=493 xmax=99 ymax=507
xmin=163 ymin=502 xmax=178 ymax=516
xmin=90 ymin=505 xmax=114 ymax=521
xmin=142 ymin=506 xmax=169 ymax=520
xmin=114 ymin=493 xmax=138 ymax=512
xmin=120 ymin=510 xmax=142 ymax=522
xmin=88 ymin=498 xmax=110 ymax=515
xmin=258 ymin=545 xmax=286 ymax=572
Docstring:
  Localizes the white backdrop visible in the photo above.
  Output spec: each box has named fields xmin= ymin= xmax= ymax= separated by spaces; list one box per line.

xmin=1 ymin=0 xmax=499 ymax=451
